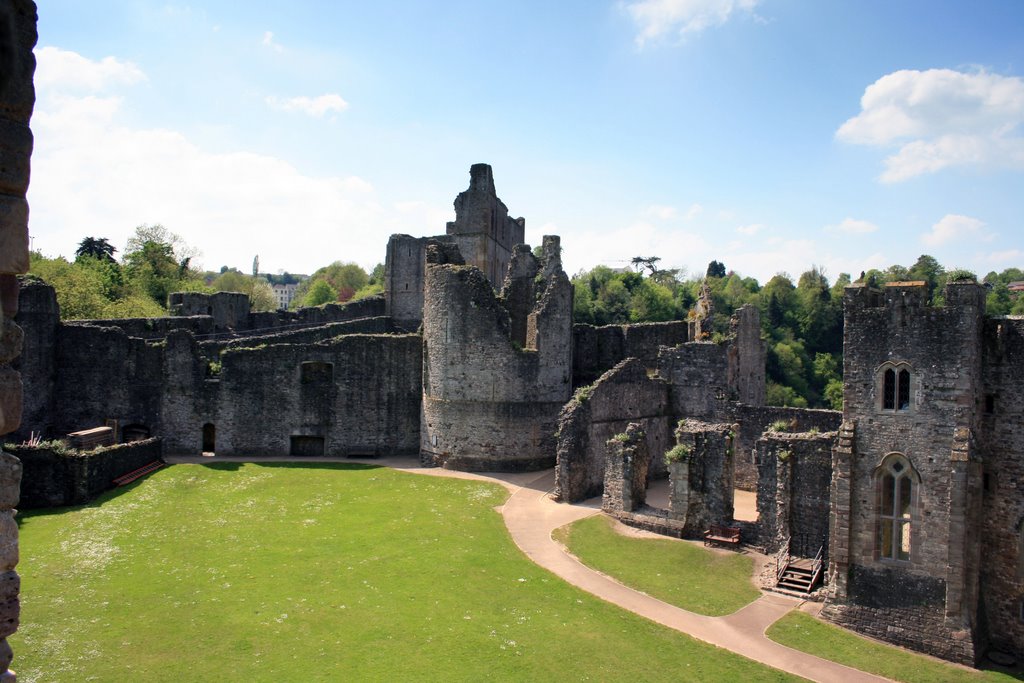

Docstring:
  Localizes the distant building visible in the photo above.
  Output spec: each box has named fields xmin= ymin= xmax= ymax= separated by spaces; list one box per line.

xmin=272 ymin=283 xmax=299 ymax=309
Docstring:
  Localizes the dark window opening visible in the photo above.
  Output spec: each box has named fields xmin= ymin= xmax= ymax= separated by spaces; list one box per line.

xmin=122 ymin=423 xmax=150 ymax=443
xmin=202 ymin=423 xmax=215 ymax=453
xmin=883 ymin=368 xmax=896 ymax=410
xmin=897 ymin=369 xmax=910 ymax=410
xmin=878 ymin=455 xmax=914 ymax=562
xmin=985 ymin=394 xmax=996 ymax=414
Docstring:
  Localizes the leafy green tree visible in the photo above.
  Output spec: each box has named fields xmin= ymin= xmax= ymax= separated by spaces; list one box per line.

xmin=302 ymin=279 xmax=339 ymax=307
xmin=122 ymin=224 xmax=205 ymax=309
xmin=75 ymin=236 xmax=117 ymax=262
xmin=706 ymin=260 xmax=726 ymax=278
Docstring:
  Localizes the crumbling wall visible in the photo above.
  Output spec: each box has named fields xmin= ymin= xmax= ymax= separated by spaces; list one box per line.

xmin=10 ymin=276 xmax=55 ymax=441
xmin=674 ymin=419 xmax=736 ymax=536
xmin=572 ymin=321 xmax=689 ymax=387
xmin=0 ymin=3 xmax=36 ymax=675
xmin=72 ymin=314 xmax=214 ymax=340
xmin=11 ymin=437 xmax=162 ymax=508
xmin=421 ymin=238 xmax=572 ymax=471
xmin=169 ymin=291 xmax=250 ymax=329
xmin=754 ymin=432 xmax=834 ymax=554
xmin=445 ymin=163 xmax=525 ymax=288
xmin=554 ymin=359 xmax=671 ymax=502
xmin=726 ymin=304 xmax=765 ymax=406
xmin=730 ymin=405 xmax=841 ymax=490
xmin=602 ymin=423 xmax=649 ymax=513
xmin=213 ymin=334 xmax=422 ymax=457
xmin=658 ymin=342 xmax=731 ymax=420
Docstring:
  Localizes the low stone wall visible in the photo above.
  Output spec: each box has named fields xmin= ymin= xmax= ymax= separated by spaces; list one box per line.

xmin=9 ymin=437 xmax=162 ymax=508
xmin=731 ymin=404 xmax=841 ymax=490
xmin=66 ymin=315 xmax=214 ymax=340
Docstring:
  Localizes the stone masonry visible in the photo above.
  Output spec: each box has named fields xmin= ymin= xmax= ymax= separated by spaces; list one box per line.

xmin=0 ymin=1 xmax=35 ymax=678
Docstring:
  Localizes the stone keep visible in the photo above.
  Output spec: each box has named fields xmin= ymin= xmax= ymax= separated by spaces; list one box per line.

xmin=0 ymin=1 xmax=36 ymax=679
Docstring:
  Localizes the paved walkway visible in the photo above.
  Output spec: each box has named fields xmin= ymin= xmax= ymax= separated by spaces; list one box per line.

xmin=167 ymin=455 xmax=888 ymax=681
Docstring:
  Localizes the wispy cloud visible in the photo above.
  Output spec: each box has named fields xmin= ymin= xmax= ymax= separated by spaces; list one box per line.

xmin=837 ymin=68 xmax=1024 ymax=182
xmin=265 ymin=94 xmax=350 ymax=117
xmin=921 ymin=214 xmax=987 ymax=247
xmin=824 ymin=218 xmax=879 ymax=235
xmin=735 ymin=223 xmax=763 ymax=236
xmin=35 ymin=46 xmax=146 ymax=91
xmin=262 ymin=30 xmax=284 ymax=53
xmin=626 ymin=0 xmax=760 ymax=47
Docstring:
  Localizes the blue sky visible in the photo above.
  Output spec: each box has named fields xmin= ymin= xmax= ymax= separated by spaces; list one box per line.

xmin=29 ymin=1 xmax=1024 ymax=283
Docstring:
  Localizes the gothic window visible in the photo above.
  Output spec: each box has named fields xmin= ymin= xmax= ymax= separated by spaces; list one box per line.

xmin=879 ymin=363 xmax=912 ymax=412
xmin=877 ymin=454 xmax=916 ymax=562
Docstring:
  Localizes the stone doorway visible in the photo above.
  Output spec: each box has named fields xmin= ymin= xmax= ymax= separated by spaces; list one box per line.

xmin=202 ymin=423 xmax=215 ymax=454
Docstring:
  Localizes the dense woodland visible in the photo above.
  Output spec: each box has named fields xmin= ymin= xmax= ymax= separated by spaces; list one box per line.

xmin=28 ymin=226 xmax=1023 ymax=410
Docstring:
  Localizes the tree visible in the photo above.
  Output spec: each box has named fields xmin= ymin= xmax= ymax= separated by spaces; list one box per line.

xmin=302 ymin=279 xmax=338 ymax=307
xmin=706 ymin=260 xmax=726 ymax=279
xmin=75 ymin=237 xmax=117 ymax=263
xmin=122 ymin=224 xmax=205 ymax=309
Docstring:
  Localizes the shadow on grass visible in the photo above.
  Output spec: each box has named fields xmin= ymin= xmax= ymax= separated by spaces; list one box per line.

xmin=17 ymin=460 xmax=387 ymax=524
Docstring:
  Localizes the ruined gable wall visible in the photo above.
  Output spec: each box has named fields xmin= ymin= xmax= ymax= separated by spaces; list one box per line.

xmin=0 ymin=3 xmax=37 ymax=676
xmin=727 ymin=303 xmax=766 ymax=406
xmin=421 ymin=251 xmax=573 ymax=471
xmin=978 ymin=316 xmax=1024 ymax=658
xmin=824 ymin=282 xmax=987 ymax=665
xmin=211 ymin=334 xmax=421 ymax=457
xmin=554 ymin=359 xmax=670 ymax=503
xmin=445 ymin=164 xmax=525 ymax=288
xmin=730 ymin=405 xmax=840 ymax=490
xmin=572 ymin=321 xmax=689 ymax=388
xmin=658 ymin=342 xmax=730 ymax=420
xmin=161 ymin=329 xmax=219 ymax=455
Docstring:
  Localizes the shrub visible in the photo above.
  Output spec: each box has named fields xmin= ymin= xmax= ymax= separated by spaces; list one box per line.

xmin=946 ymin=269 xmax=977 ymax=283
xmin=664 ymin=443 xmax=692 ymax=466
xmin=768 ymin=419 xmax=790 ymax=432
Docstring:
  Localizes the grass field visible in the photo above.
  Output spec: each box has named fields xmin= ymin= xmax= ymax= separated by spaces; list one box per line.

xmin=11 ymin=462 xmax=797 ymax=682
xmin=767 ymin=611 xmax=1022 ymax=682
xmin=553 ymin=514 xmax=760 ymax=616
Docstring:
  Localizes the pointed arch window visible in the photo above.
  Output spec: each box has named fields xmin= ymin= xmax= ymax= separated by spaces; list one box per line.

xmin=877 ymin=454 xmax=917 ymax=562
xmin=879 ymin=363 xmax=913 ymax=412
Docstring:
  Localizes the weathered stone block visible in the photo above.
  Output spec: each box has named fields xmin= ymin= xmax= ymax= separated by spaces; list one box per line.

xmin=0 ymin=318 xmax=21 ymax=364
xmin=0 ymin=195 xmax=28 ymax=274
xmin=0 ymin=454 xmax=19 ymax=509
xmin=0 ymin=572 xmax=18 ymax=603
xmin=0 ymin=367 xmax=21 ymax=436
xmin=0 ymin=276 xmax=16 ymax=318
xmin=0 ymin=637 xmax=11 ymax=672
xmin=0 ymin=118 xmax=31 ymax=196
xmin=0 ymin=598 xmax=18 ymax=640
xmin=0 ymin=511 xmax=17 ymax=570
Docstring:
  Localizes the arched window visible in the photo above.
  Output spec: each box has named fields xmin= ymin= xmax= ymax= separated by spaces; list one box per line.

xmin=879 ymin=363 xmax=913 ymax=412
xmin=877 ymin=454 xmax=917 ymax=562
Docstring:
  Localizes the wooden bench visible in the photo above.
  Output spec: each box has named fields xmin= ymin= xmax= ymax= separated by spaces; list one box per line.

xmin=703 ymin=523 xmax=741 ymax=547
xmin=112 ymin=460 xmax=165 ymax=487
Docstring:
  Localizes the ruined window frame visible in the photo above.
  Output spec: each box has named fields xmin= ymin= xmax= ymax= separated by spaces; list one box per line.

xmin=874 ymin=453 xmax=919 ymax=564
xmin=876 ymin=362 xmax=914 ymax=413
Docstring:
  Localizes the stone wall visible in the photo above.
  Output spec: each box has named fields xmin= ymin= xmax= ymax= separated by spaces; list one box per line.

xmin=169 ymin=291 xmax=250 ymax=328
xmin=65 ymin=315 xmax=214 ymax=341
xmin=730 ymin=405 xmax=841 ymax=490
xmin=203 ymin=334 xmax=422 ymax=457
xmin=825 ymin=282 xmax=989 ymax=664
xmin=674 ymin=419 xmax=736 ymax=536
xmin=554 ymin=359 xmax=671 ymax=503
xmin=445 ymin=163 xmax=525 ymax=288
xmin=572 ymin=321 xmax=689 ymax=388
xmin=420 ymin=238 xmax=572 ymax=471
xmin=602 ymin=423 xmax=649 ymax=514
xmin=978 ymin=316 xmax=1024 ymax=657
xmin=0 ymin=3 xmax=37 ymax=675
xmin=11 ymin=437 xmax=162 ymax=508
xmin=754 ymin=432 xmax=834 ymax=555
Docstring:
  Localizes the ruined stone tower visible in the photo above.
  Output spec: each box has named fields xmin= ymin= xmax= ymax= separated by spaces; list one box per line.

xmin=420 ymin=236 xmax=573 ymax=471
xmin=824 ymin=281 xmax=990 ymax=664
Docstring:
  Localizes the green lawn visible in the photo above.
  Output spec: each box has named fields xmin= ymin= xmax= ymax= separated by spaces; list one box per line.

xmin=767 ymin=611 xmax=1022 ymax=683
xmin=12 ymin=463 xmax=798 ymax=682
xmin=553 ymin=513 xmax=760 ymax=616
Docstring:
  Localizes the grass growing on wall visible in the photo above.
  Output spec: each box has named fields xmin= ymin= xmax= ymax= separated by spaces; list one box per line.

xmin=553 ymin=514 xmax=760 ymax=616
xmin=13 ymin=463 xmax=796 ymax=682
xmin=766 ymin=611 xmax=1019 ymax=683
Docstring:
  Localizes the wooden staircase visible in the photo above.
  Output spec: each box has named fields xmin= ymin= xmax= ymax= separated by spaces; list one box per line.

xmin=775 ymin=539 xmax=825 ymax=595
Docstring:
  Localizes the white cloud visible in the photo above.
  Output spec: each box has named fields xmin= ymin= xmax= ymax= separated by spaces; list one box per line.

xmin=262 ymin=31 xmax=284 ymax=53
xmin=735 ymin=223 xmax=763 ymax=236
xmin=643 ymin=202 xmax=702 ymax=221
xmin=824 ymin=218 xmax=879 ymax=235
xmin=985 ymin=249 xmax=1024 ymax=266
xmin=35 ymin=46 xmax=146 ymax=92
xmin=27 ymin=48 xmax=424 ymax=275
xmin=837 ymin=68 xmax=1024 ymax=182
xmin=627 ymin=0 xmax=760 ymax=46
xmin=921 ymin=214 xmax=986 ymax=247
xmin=265 ymin=94 xmax=350 ymax=117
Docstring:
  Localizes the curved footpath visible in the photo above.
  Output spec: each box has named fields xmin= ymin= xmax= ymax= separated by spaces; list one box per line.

xmin=168 ymin=455 xmax=889 ymax=682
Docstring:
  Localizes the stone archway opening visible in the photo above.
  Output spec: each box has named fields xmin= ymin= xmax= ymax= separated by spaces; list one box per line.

xmin=202 ymin=423 xmax=216 ymax=455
